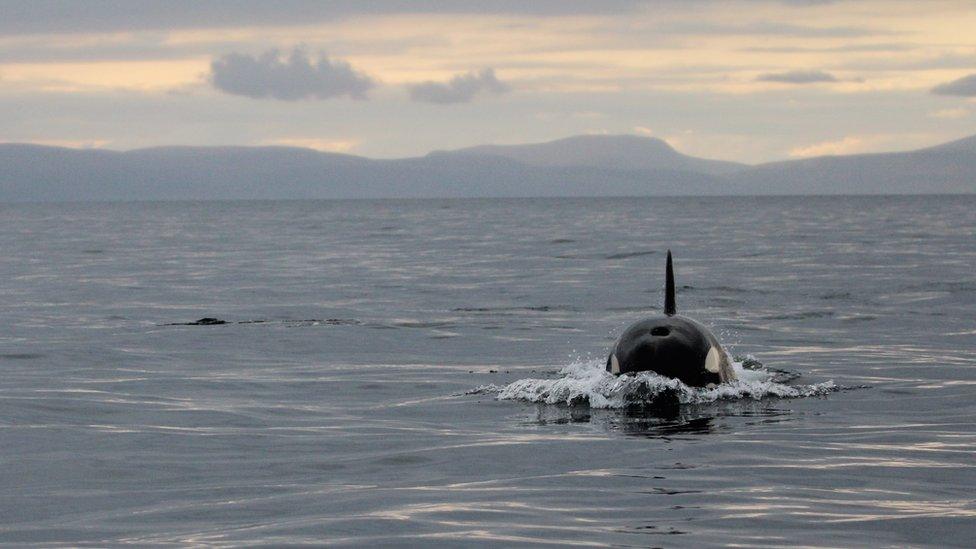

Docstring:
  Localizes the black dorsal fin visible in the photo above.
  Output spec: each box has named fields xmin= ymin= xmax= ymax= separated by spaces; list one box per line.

xmin=664 ymin=249 xmax=676 ymax=316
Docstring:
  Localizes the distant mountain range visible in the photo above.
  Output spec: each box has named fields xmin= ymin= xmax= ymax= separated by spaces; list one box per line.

xmin=1 ymin=133 xmax=974 ymax=201
xmin=432 ymin=134 xmax=746 ymax=176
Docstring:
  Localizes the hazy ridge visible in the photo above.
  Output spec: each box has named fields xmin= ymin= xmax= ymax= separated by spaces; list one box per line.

xmin=2 ymin=133 xmax=974 ymax=201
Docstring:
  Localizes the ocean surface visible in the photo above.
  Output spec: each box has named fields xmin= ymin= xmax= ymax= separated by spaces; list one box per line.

xmin=1 ymin=196 xmax=974 ymax=547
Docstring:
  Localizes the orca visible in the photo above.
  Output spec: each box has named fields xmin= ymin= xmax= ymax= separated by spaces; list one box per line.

xmin=607 ymin=250 xmax=736 ymax=387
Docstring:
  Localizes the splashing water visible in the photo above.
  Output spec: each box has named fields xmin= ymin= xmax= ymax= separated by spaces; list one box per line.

xmin=487 ymin=357 xmax=836 ymax=409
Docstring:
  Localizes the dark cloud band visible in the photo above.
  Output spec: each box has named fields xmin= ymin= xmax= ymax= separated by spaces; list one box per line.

xmin=931 ymin=74 xmax=976 ymax=97
xmin=210 ymin=49 xmax=374 ymax=101
xmin=409 ymin=69 xmax=510 ymax=105
xmin=1 ymin=0 xmax=644 ymax=35
xmin=756 ymin=70 xmax=838 ymax=83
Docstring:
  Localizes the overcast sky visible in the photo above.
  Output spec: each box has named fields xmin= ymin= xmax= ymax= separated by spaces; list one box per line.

xmin=2 ymin=0 xmax=975 ymax=162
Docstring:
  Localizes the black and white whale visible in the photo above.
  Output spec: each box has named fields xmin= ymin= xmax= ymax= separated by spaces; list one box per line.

xmin=607 ymin=250 xmax=737 ymax=387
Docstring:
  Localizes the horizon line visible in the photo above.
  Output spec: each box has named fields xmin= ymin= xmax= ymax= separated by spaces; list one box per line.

xmin=2 ymin=130 xmax=973 ymax=165
xmin=3 ymin=193 xmax=974 ymax=206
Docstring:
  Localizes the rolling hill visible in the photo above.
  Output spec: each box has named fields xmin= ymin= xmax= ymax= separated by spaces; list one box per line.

xmin=1 ymin=133 xmax=974 ymax=201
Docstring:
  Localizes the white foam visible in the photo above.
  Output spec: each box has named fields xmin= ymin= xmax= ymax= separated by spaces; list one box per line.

xmin=492 ymin=357 xmax=835 ymax=409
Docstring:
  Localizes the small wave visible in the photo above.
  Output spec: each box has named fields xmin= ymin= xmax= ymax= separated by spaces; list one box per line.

xmin=489 ymin=359 xmax=836 ymax=409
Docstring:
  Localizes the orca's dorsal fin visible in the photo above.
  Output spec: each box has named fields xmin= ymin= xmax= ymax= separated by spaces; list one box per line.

xmin=664 ymin=249 xmax=676 ymax=316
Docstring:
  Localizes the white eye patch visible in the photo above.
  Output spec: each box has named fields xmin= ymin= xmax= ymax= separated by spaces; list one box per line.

xmin=611 ymin=354 xmax=620 ymax=374
xmin=704 ymin=346 xmax=720 ymax=374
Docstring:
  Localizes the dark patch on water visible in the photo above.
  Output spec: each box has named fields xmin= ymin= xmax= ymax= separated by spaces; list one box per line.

xmin=453 ymin=305 xmax=577 ymax=313
xmin=658 ymin=462 xmax=697 ymax=470
xmin=0 ymin=353 xmax=44 ymax=360
xmin=391 ymin=319 xmax=457 ymax=328
xmin=325 ymin=318 xmax=361 ymax=326
xmin=614 ymin=416 xmax=727 ymax=439
xmin=375 ymin=455 xmax=433 ymax=465
xmin=622 ymin=523 xmax=689 ymax=536
xmin=163 ymin=318 xmax=362 ymax=326
xmin=762 ymin=310 xmax=835 ymax=320
xmin=641 ymin=487 xmax=704 ymax=496
xmin=166 ymin=317 xmax=228 ymax=325
xmin=605 ymin=250 xmax=657 ymax=260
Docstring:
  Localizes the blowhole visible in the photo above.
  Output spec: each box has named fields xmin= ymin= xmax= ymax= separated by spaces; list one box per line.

xmin=651 ymin=326 xmax=670 ymax=336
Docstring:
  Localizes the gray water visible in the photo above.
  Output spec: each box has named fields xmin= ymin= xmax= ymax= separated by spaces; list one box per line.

xmin=1 ymin=196 xmax=974 ymax=547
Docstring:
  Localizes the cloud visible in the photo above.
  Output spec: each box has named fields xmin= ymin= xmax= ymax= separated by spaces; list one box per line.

xmin=929 ymin=108 xmax=970 ymax=120
xmin=787 ymin=133 xmax=941 ymax=158
xmin=263 ymin=137 xmax=360 ymax=152
xmin=0 ymin=1 xmax=644 ymax=35
xmin=3 ymin=138 xmax=111 ymax=149
xmin=661 ymin=21 xmax=885 ymax=38
xmin=756 ymin=70 xmax=838 ymax=84
xmin=632 ymin=126 xmax=654 ymax=136
xmin=743 ymin=43 xmax=915 ymax=53
xmin=931 ymin=74 xmax=976 ymax=97
xmin=408 ymin=68 xmax=510 ymax=104
xmin=210 ymin=49 xmax=373 ymax=101
xmin=780 ymin=0 xmax=835 ymax=5
xmin=789 ymin=136 xmax=865 ymax=157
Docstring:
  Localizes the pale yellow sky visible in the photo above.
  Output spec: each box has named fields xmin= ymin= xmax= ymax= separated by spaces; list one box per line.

xmin=1 ymin=0 xmax=975 ymax=161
